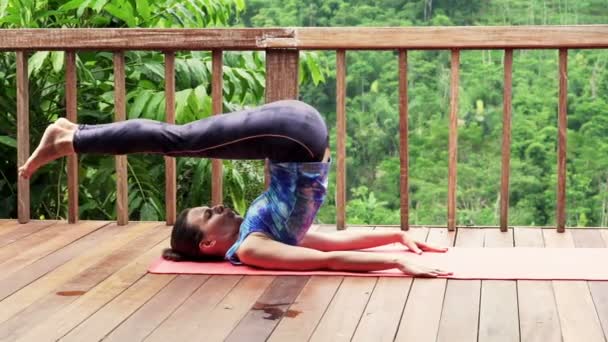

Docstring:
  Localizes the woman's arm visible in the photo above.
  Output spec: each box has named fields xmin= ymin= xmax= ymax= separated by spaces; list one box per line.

xmin=299 ymin=230 xmax=449 ymax=254
xmin=237 ymin=233 xmax=451 ymax=277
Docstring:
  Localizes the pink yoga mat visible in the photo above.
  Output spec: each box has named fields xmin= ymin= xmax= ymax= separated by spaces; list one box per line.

xmin=148 ymin=244 xmax=608 ymax=280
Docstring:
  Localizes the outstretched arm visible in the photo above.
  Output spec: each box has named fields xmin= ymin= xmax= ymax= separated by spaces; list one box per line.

xmin=237 ymin=233 xmax=451 ymax=277
xmin=299 ymin=230 xmax=449 ymax=254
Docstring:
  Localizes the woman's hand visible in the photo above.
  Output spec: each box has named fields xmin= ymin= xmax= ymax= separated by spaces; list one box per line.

xmin=396 ymin=257 xmax=453 ymax=277
xmin=399 ymin=231 xmax=449 ymax=254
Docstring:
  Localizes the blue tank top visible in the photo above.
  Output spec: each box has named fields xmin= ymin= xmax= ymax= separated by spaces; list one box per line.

xmin=225 ymin=160 xmax=330 ymax=264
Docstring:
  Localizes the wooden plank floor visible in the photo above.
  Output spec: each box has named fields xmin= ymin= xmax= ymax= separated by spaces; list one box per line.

xmin=0 ymin=220 xmax=607 ymax=342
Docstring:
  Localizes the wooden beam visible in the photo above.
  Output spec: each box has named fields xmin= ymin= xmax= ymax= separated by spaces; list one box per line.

xmin=211 ymin=50 xmax=223 ymax=206
xmin=263 ymin=26 xmax=608 ymax=50
xmin=447 ymin=50 xmax=459 ymax=231
xmin=398 ymin=50 xmax=409 ymax=231
xmin=16 ymin=51 xmax=29 ymax=224
xmin=557 ymin=49 xmax=568 ymax=233
xmin=113 ymin=52 xmax=128 ymax=225
xmin=264 ymin=49 xmax=299 ymax=188
xmin=0 ymin=28 xmax=294 ymax=51
xmin=336 ymin=49 xmax=347 ymax=230
xmin=65 ymin=51 xmax=78 ymax=224
xmin=2 ymin=26 xmax=608 ymax=51
xmin=500 ymin=49 xmax=513 ymax=232
xmin=164 ymin=52 xmax=176 ymax=226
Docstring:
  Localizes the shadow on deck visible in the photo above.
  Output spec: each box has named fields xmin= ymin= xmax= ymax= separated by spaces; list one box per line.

xmin=0 ymin=219 xmax=607 ymax=341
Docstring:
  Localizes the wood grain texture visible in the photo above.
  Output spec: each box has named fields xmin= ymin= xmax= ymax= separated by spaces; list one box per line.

xmin=268 ymin=276 xmax=342 ymax=341
xmin=264 ymin=49 xmax=299 ymax=189
xmin=479 ymin=229 xmax=520 ymax=342
xmin=336 ymin=49 xmax=347 ymax=230
xmin=500 ymin=49 xmax=513 ymax=232
xmin=543 ymin=229 xmax=605 ymax=342
xmin=436 ymin=228 xmax=484 ymax=342
xmin=226 ymin=276 xmax=309 ymax=342
xmin=113 ymin=52 xmax=128 ymax=225
xmin=0 ymin=222 xmax=122 ymax=301
xmin=352 ymin=228 xmax=428 ymax=342
xmin=447 ymin=50 xmax=459 ymax=231
xmin=65 ymin=51 xmax=79 ymax=223
xmin=60 ymin=274 xmax=176 ymax=342
xmin=309 ymin=277 xmax=376 ymax=342
xmin=16 ymin=51 xmax=29 ymax=223
xmin=211 ymin=49 xmax=224 ymax=206
xmin=398 ymin=50 xmax=409 ymax=231
xmin=263 ymin=26 xmax=608 ymax=49
xmin=0 ymin=28 xmax=293 ymax=50
xmin=556 ymin=49 xmax=568 ymax=232
xmin=164 ymin=52 xmax=176 ymax=225
xmin=0 ymin=220 xmax=57 ymax=248
xmin=571 ymin=229 xmax=608 ymax=340
xmin=0 ymin=222 xmax=159 ymax=324
xmin=0 ymin=224 xmax=168 ymax=341
xmin=2 ymin=27 xmax=608 ymax=51
xmin=104 ymin=274 xmax=208 ymax=342
xmin=394 ymin=228 xmax=456 ymax=342
xmin=0 ymin=221 xmax=107 ymax=278
xmin=14 ymin=236 xmax=170 ymax=341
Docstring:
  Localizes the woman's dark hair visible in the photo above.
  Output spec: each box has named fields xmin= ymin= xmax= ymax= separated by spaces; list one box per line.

xmin=162 ymin=208 xmax=205 ymax=262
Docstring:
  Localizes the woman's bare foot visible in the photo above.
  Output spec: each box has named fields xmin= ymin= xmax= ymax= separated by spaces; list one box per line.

xmin=18 ymin=121 xmax=76 ymax=179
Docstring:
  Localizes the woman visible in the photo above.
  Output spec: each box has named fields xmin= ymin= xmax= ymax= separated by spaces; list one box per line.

xmin=19 ymin=99 xmax=452 ymax=277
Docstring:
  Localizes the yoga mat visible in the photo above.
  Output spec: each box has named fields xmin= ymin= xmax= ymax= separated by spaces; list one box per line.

xmin=148 ymin=244 xmax=608 ymax=280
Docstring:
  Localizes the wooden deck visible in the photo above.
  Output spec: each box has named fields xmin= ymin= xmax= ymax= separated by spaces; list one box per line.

xmin=0 ymin=220 xmax=607 ymax=342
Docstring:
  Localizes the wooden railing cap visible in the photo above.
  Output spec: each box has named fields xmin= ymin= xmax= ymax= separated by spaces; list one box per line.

xmin=1 ymin=25 xmax=607 ymax=51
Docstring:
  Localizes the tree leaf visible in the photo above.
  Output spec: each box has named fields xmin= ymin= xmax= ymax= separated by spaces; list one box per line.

xmin=129 ymin=90 xmax=153 ymax=119
xmin=51 ymin=51 xmax=64 ymax=73
xmin=28 ymin=51 xmax=49 ymax=77
xmin=59 ymin=0 xmax=86 ymax=11
xmin=140 ymin=200 xmax=158 ymax=221
xmin=0 ymin=135 xmax=17 ymax=148
xmin=135 ymin=0 xmax=150 ymax=21
xmin=77 ymin=0 xmax=93 ymax=17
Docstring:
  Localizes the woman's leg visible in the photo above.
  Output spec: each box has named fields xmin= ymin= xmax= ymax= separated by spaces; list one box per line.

xmin=19 ymin=100 xmax=328 ymax=178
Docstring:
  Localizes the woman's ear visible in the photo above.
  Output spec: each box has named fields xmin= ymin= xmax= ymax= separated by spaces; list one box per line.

xmin=199 ymin=239 xmax=216 ymax=251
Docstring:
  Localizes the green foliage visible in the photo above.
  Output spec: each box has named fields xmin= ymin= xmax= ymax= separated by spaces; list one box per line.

xmin=2 ymin=0 xmax=608 ymax=229
xmin=0 ymin=0 xmax=328 ymax=221
xmin=242 ymin=0 xmax=608 ymax=227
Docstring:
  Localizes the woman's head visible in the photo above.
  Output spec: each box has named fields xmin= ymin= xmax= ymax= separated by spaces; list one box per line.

xmin=162 ymin=204 xmax=243 ymax=261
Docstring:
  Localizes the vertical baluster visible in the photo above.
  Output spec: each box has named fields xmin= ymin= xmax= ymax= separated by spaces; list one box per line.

xmin=16 ymin=51 xmax=29 ymax=223
xmin=264 ymin=49 xmax=299 ymax=188
xmin=557 ymin=49 xmax=568 ymax=232
xmin=500 ymin=49 xmax=513 ymax=232
xmin=447 ymin=49 xmax=460 ymax=231
xmin=336 ymin=49 xmax=347 ymax=230
xmin=398 ymin=50 xmax=409 ymax=231
xmin=164 ymin=52 xmax=176 ymax=225
xmin=65 ymin=51 xmax=79 ymax=223
xmin=113 ymin=52 xmax=128 ymax=225
xmin=211 ymin=50 xmax=223 ymax=206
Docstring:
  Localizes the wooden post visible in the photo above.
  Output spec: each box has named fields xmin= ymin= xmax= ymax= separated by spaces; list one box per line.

xmin=557 ymin=49 xmax=568 ymax=233
xmin=447 ymin=49 xmax=460 ymax=231
xmin=113 ymin=52 xmax=128 ymax=225
xmin=264 ymin=49 xmax=299 ymax=188
xmin=164 ymin=52 xmax=176 ymax=225
xmin=398 ymin=50 xmax=409 ymax=231
xmin=500 ymin=49 xmax=513 ymax=232
xmin=336 ymin=49 xmax=347 ymax=230
xmin=65 ymin=51 xmax=79 ymax=223
xmin=16 ymin=51 xmax=29 ymax=224
xmin=211 ymin=50 xmax=223 ymax=206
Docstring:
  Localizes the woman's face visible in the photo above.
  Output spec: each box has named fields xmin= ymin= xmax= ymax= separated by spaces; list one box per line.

xmin=187 ymin=204 xmax=244 ymax=256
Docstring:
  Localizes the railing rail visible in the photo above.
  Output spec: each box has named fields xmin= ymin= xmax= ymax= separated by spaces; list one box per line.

xmin=8 ymin=26 xmax=608 ymax=231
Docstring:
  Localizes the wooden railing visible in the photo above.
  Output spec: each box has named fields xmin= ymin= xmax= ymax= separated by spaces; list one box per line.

xmin=5 ymin=26 xmax=608 ymax=231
